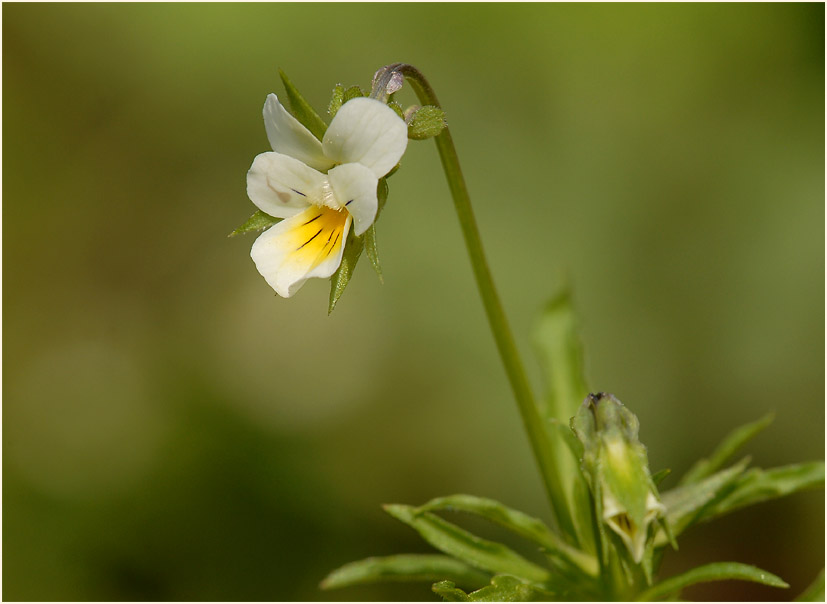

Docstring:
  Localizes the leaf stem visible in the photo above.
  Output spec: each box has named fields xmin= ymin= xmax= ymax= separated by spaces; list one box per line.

xmin=387 ymin=64 xmax=576 ymax=541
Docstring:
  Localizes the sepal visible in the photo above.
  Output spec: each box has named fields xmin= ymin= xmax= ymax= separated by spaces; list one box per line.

xmin=228 ymin=210 xmax=281 ymax=237
xmin=407 ymin=105 xmax=447 ymax=140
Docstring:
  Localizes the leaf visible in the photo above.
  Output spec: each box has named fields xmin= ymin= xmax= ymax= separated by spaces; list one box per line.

xmin=637 ymin=562 xmax=788 ymax=601
xmin=651 ymin=468 xmax=671 ymax=487
xmin=680 ymin=413 xmax=774 ymax=485
xmin=532 ymin=289 xmax=591 ymax=547
xmin=363 ymin=226 xmax=382 ymax=283
xmin=328 ymin=228 xmax=364 ymax=314
xmin=320 ymin=554 xmax=490 ymax=590
xmin=228 ymin=209 xmax=281 ymax=237
xmin=705 ymin=461 xmax=824 ymax=518
xmin=327 ymin=178 xmax=389 ymax=311
xmin=364 ymin=178 xmax=389 ymax=282
xmin=533 ymin=288 xmax=589 ymax=424
xmin=383 ymin=504 xmax=551 ymax=583
xmin=433 ymin=580 xmax=471 ymax=601
xmin=795 ymin=569 xmax=825 ymax=602
xmin=416 ymin=494 xmax=597 ymax=577
xmin=657 ymin=458 xmax=749 ymax=542
xmin=434 ymin=575 xmax=555 ymax=602
xmin=278 ymin=68 xmax=327 ymax=140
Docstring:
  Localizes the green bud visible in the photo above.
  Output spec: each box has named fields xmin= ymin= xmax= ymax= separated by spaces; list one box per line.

xmin=406 ymin=105 xmax=447 ymax=140
xmin=572 ymin=393 xmax=664 ymax=563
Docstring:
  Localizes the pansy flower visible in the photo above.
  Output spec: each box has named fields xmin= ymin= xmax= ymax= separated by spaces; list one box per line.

xmin=247 ymin=94 xmax=408 ymax=297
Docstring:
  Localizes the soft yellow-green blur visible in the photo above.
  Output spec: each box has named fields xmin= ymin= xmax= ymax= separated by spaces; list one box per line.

xmin=4 ymin=4 xmax=823 ymax=601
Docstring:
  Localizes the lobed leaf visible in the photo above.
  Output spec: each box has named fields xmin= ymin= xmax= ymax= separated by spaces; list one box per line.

xmin=228 ymin=210 xmax=281 ymax=237
xmin=433 ymin=575 xmax=555 ymax=602
xmin=278 ymin=69 xmax=328 ymax=140
xmin=637 ymin=562 xmax=788 ymax=601
xmin=384 ymin=504 xmax=551 ymax=583
xmin=416 ymin=494 xmax=597 ymax=577
xmin=320 ymin=554 xmax=489 ymax=590
xmin=433 ymin=580 xmax=471 ymax=601
xmin=680 ymin=413 xmax=774 ymax=485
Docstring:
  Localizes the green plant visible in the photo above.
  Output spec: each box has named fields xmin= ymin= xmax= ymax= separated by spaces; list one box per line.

xmin=234 ymin=64 xmax=824 ymax=601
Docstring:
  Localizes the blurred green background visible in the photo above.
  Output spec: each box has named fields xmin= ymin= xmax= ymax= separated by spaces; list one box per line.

xmin=3 ymin=3 xmax=824 ymax=601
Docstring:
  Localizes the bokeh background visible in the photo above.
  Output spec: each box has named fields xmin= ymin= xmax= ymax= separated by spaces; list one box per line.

xmin=3 ymin=3 xmax=824 ymax=601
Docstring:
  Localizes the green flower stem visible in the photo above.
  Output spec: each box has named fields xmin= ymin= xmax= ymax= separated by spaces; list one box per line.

xmin=389 ymin=64 xmax=576 ymax=542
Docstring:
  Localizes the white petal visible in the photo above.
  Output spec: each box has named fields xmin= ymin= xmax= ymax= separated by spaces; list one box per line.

xmin=322 ymin=97 xmax=408 ymax=177
xmin=250 ymin=205 xmax=351 ymax=297
xmin=247 ymin=152 xmax=329 ymax=218
xmin=328 ymin=163 xmax=378 ymax=236
xmin=263 ymin=94 xmax=335 ymax=173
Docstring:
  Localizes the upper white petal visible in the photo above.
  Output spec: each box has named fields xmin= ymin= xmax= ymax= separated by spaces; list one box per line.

xmin=246 ymin=152 xmax=327 ymax=219
xmin=250 ymin=206 xmax=350 ymax=298
xmin=328 ymin=163 xmax=379 ymax=236
xmin=322 ymin=97 xmax=408 ymax=177
xmin=263 ymin=94 xmax=335 ymax=173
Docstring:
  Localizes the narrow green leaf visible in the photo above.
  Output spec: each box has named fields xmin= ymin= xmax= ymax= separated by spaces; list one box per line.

xmin=416 ymin=494 xmax=597 ymax=577
xmin=327 ymin=178 xmax=389 ymax=311
xmin=637 ymin=562 xmax=788 ymax=601
xmin=651 ymin=468 xmax=671 ymax=487
xmin=548 ymin=418 xmax=584 ymax=462
xmin=433 ymin=580 xmax=471 ymax=601
xmin=384 ymin=504 xmax=551 ymax=583
xmin=363 ymin=178 xmax=389 ymax=282
xmin=795 ymin=569 xmax=825 ymax=602
xmin=278 ymin=68 xmax=327 ymax=140
xmin=320 ymin=554 xmax=489 ymax=590
xmin=706 ymin=461 xmax=824 ymax=518
xmin=658 ymin=458 xmax=749 ymax=542
xmin=533 ymin=288 xmax=589 ymax=423
xmin=680 ymin=413 xmax=774 ymax=485
xmin=376 ymin=177 xmax=389 ymax=214
xmin=364 ymin=225 xmax=383 ymax=282
xmin=532 ymin=289 xmax=591 ymax=547
xmin=228 ymin=210 xmax=280 ymax=237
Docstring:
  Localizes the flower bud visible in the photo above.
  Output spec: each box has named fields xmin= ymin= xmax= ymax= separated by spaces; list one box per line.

xmin=571 ymin=393 xmax=664 ymax=563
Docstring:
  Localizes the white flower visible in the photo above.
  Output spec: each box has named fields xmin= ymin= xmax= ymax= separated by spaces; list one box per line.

xmin=246 ymin=94 xmax=408 ymax=297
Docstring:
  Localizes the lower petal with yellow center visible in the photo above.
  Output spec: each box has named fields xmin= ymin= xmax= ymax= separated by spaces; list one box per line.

xmin=251 ymin=205 xmax=351 ymax=297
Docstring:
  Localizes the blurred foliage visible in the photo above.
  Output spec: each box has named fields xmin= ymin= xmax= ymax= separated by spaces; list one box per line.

xmin=3 ymin=3 xmax=823 ymax=601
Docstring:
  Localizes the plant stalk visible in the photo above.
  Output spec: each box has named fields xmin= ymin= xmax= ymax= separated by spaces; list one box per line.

xmin=385 ymin=64 xmax=576 ymax=542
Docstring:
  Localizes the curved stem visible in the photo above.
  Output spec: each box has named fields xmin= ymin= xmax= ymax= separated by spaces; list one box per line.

xmin=387 ymin=64 xmax=576 ymax=541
